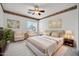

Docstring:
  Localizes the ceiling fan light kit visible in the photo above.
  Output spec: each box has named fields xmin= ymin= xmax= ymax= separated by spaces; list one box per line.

xmin=28 ymin=5 xmax=45 ymax=15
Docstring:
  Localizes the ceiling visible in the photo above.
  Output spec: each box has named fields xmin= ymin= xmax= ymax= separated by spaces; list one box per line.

xmin=2 ymin=3 xmax=77 ymax=19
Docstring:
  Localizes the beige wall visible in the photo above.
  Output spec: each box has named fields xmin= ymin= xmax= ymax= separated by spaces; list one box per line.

xmin=0 ymin=4 xmax=6 ymax=27
xmin=4 ymin=13 xmax=38 ymax=32
xmin=78 ymin=3 xmax=79 ymax=55
xmin=39 ymin=9 xmax=78 ymax=52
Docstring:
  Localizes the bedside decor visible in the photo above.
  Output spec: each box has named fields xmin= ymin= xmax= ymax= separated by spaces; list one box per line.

xmin=64 ymin=30 xmax=74 ymax=47
xmin=48 ymin=19 xmax=62 ymax=29
xmin=64 ymin=30 xmax=74 ymax=39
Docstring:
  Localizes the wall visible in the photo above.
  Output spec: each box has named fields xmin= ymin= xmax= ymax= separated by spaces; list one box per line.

xmin=39 ymin=9 xmax=78 ymax=52
xmin=78 ymin=3 xmax=79 ymax=55
xmin=0 ymin=4 xmax=6 ymax=27
xmin=5 ymin=13 xmax=38 ymax=32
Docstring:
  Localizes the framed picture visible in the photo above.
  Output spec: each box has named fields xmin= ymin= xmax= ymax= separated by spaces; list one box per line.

xmin=48 ymin=19 xmax=62 ymax=28
xmin=7 ymin=19 xmax=20 ymax=28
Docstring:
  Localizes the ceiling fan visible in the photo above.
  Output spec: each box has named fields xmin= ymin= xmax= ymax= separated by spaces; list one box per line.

xmin=28 ymin=5 xmax=45 ymax=15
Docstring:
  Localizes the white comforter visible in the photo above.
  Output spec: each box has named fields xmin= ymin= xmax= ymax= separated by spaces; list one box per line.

xmin=26 ymin=35 xmax=63 ymax=56
xmin=42 ymin=35 xmax=63 ymax=44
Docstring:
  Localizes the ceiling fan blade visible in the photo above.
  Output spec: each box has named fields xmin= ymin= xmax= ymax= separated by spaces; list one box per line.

xmin=32 ymin=12 xmax=35 ymax=15
xmin=39 ymin=10 xmax=45 ymax=12
xmin=29 ymin=9 xmax=35 ymax=11
xmin=38 ymin=13 xmax=41 ymax=15
xmin=27 ymin=11 xmax=31 ymax=14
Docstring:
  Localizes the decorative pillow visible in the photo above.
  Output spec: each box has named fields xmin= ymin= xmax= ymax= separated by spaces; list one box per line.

xmin=51 ymin=32 xmax=59 ymax=37
xmin=42 ymin=31 xmax=51 ymax=36
xmin=59 ymin=31 xmax=65 ymax=37
xmin=50 ymin=30 xmax=65 ymax=37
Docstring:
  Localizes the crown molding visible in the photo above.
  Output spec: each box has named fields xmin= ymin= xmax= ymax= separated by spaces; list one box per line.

xmin=1 ymin=3 xmax=77 ymax=20
xmin=1 ymin=3 xmax=40 ymax=20
xmin=40 ymin=5 xmax=77 ymax=20
xmin=4 ymin=10 xmax=40 ymax=20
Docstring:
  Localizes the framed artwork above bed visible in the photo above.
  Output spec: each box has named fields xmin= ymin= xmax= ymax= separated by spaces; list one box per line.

xmin=48 ymin=19 xmax=62 ymax=29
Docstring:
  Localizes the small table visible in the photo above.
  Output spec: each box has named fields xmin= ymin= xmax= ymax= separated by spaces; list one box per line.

xmin=64 ymin=38 xmax=74 ymax=47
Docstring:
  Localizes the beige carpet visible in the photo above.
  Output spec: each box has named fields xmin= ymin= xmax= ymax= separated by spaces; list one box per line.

xmin=4 ymin=40 xmax=77 ymax=56
xmin=54 ymin=46 xmax=77 ymax=56
xmin=4 ymin=41 xmax=35 ymax=56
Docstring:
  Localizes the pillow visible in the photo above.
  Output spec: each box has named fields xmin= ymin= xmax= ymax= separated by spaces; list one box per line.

xmin=51 ymin=32 xmax=59 ymax=37
xmin=42 ymin=31 xmax=51 ymax=36
xmin=50 ymin=30 xmax=65 ymax=37
xmin=59 ymin=32 xmax=65 ymax=37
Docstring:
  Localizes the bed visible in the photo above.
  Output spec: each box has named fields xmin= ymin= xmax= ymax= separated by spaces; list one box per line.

xmin=26 ymin=30 xmax=65 ymax=56
xmin=26 ymin=35 xmax=64 ymax=56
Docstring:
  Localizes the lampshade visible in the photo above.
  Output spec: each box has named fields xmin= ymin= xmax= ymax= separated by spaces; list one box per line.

xmin=64 ymin=30 xmax=74 ymax=39
xmin=65 ymin=30 xmax=73 ymax=34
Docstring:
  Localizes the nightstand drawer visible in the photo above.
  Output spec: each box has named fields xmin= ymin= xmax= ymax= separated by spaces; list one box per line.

xmin=64 ymin=39 xmax=74 ymax=47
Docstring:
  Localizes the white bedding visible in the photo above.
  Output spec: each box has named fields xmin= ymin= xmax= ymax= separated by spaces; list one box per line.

xmin=26 ymin=35 xmax=63 ymax=56
xmin=41 ymin=35 xmax=63 ymax=44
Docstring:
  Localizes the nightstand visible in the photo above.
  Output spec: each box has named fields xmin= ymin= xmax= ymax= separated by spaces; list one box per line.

xmin=64 ymin=38 xmax=74 ymax=47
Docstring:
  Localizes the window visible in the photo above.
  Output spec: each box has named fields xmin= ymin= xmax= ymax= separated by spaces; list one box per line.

xmin=27 ymin=21 xmax=37 ymax=32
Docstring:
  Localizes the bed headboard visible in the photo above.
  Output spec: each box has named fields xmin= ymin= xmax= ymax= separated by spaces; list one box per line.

xmin=50 ymin=30 xmax=65 ymax=37
xmin=42 ymin=30 xmax=65 ymax=37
